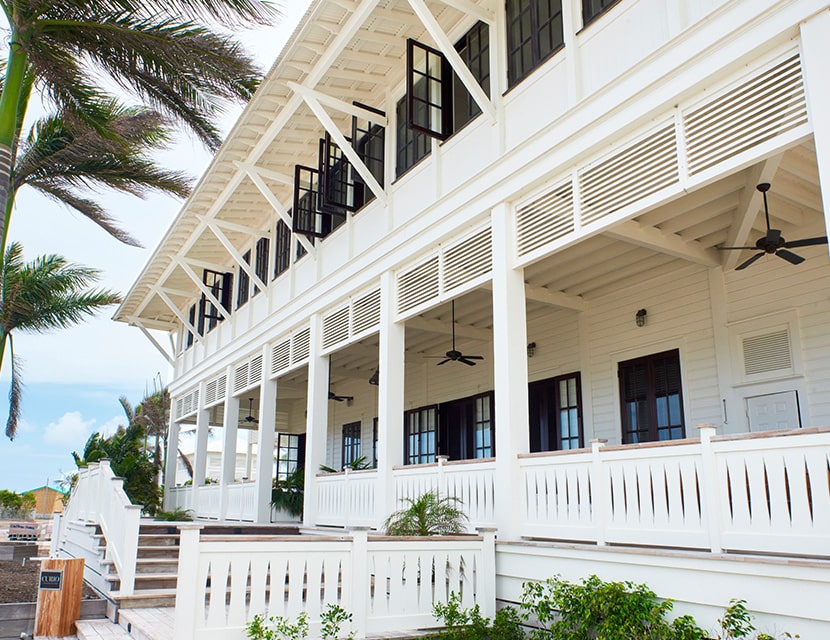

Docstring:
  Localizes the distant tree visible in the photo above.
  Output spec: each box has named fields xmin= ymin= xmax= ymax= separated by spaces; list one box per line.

xmin=134 ymin=386 xmax=171 ymax=484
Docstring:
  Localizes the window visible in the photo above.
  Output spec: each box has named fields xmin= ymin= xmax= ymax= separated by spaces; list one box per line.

xmin=276 ymin=433 xmax=306 ymax=481
xmin=341 ymin=422 xmax=362 ymax=468
xmin=253 ymin=237 xmax=269 ymax=295
xmin=186 ymin=304 xmax=197 ymax=347
xmin=619 ymin=349 xmax=684 ymax=444
xmin=452 ymin=21 xmax=490 ymax=132
xmin=372 ymin=418 xmax=378 ymax=468
xmin=404 ymin=406 xmax=437 ymax=464
xmin=438 ymin=392 xmax=495 ymax=460
xmin=236 ymin=250 xmax=251 ymax=308
xmin=274 ymin=219 xmax=291 ymax=278
xmin=351 ymin=103 xmax=385 ymax=208
xmin=293 ymin=159 xmax=346 ymax=240
xmin=583 ymin=0 xmax=620 ymax=26
xmin=473 ymin=394 xmax=493 ymax=458
xmin=396 ymin=95 xmax=431 ymax=177
xmin=199 ymin=269 xmax=232 ymax=333
xmin=529 ymin=373 xmax=583 ymax=452
xmin=506 ymin=0 xmax=564 ymax=87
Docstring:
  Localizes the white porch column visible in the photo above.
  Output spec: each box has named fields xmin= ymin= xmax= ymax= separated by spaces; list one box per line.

xmin=219 ymin=366 xmax=240 ymax=520
xmin=490 ymin=202 xmax=530 ymax=540
xmin=255 ymin=349 xmax=278 ymax=523
xmin=191 ymin=381 xmax=210 ymax=513
xmin=303 ymin=314 xmax=330 ymax=528
xmin=163 ymin=409 xmax=181 ymax=511
xmin=376 ymin=271 xmax=406 ymax=526
xmin=801 ymin=9 xmax=830 ymax=242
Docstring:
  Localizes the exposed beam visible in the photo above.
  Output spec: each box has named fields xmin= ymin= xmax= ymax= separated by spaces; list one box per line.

xmin=175 ymin=259 xmax=231 ymax=321
xmin=605 ymin=220 xmax=720 ymax=267
xmin=234 ymin=162 xmax=293 ymax=187
xmin=524 ymin=285 xmax=586 ymax=311
xmin=406 ymin=316 xmax=491 ymax=341
xmin=155 ymin=288 xmax=201 ymax=344
xmin=179 ymin=256 xmax=233 ymax=274
xmin=130 ymin=318 xmax=175 ymax=366
xmin=407 ymin=0 xmax=496 ymax=123
xmin=159 ymin=286 xmax=196 ymax=299
xmin=722 ymin=156 xmax=782 ymax=269
xmin=127 ymin=316 xmax=174 ymax=331
xmin=289 ymin=81 xmax=388 ymax=205
xmin=288 ymin=84 xmax=387 ymax=126
xmin=199 ymin=215 xmax=270 ymax=239
xmin=434 ymin=0 xmax=494 ymax=23
xmin=204 ymin=220 xmax=268 ymax=293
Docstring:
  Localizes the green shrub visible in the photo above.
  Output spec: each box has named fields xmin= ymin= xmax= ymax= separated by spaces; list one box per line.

xmin=383 ymin=491 xmax=468 ymax=536
xmin=154 ymin=507 xmax=193 ymax=521
xmin=431 ymin=592 xmax=524 ymax=640
xmin=245 ymin=605 xmax=355 ymax=640
xmin=271 ymin=467 xmax=304 ymax=518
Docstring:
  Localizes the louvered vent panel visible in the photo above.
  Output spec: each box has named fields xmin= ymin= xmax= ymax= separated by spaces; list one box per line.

xmin=323 ymin=307 xmax=351 ymax=349
xmin=743 ymin=329 xmax=792 ymax=377
xmin=192 ymin=389 xmax=199 ymax=411
xmin=685 ymin=54 xmax=806 ymax=175
xmin=271 ymin=339 xmax=291 ymax=375
xmin=182 ymin=393 xmax=192 ymax=416
xmin=292 ymin=328 xmax=311 ymax=363
xmin=250 ymin=355 xmax=263 ymax=385
xmin=580 ymin=123 xmax=678 ymax=225
xmin=205 ymin=379 xmax=217 ymax=405
xmin=516 ymin=179 xmax=574 ymax=257
xmin=398 ymin=256 xmax=440 ymax=314
xmin=216 ymin=375 xmax=226 ymax=402
xmin=444 ymin=227 xmax=492 ymax=291
xmin=175 ymin=397 xmax=184 ymax=419
xmin=352 ymin=289 xmax=381 ymax=336
xmin=234 ymin=362 xmax=249 ymax=394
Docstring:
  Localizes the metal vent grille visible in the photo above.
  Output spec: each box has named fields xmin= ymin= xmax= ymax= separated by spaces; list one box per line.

xmin=175 ymin=397 xmax=184 ymax=419
xmin=322 ymin=307 xmax=350 ymax=350
xmin=205 ymin=379 xmax=217 ymax=405
xmin=580 ymin=122 xmax=678 ymax=226
xmin=271 ymin=339 xmax=291 ymax=376
xmin=234 ymin=362 xmax=249 ymax=394
xmin=250 ymin=355 xmax=263 ymax=386
xmin=352 ymin=288 xmax=381 ymax=336
xmin=516 ymin=179 xmax=574 ymax=257
xmin=177 ymin=388 xmax=198 ymax=419
xmin=398 ymin=256 xmax=440 ymax=314
xmin=292 ymin=328 xmax=311 ymax=363
xmin=743 ymin=329 xmax=792 ymax=377
xmin=216 ymin=375 xmax=226 ymax=402
xmin=685 ymin=54 xmax=806 ymax=175
xmin=444 ymin=227 xmax=492 ymax=292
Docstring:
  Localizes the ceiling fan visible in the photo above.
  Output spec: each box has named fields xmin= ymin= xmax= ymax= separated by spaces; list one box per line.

xmin=328 ymin=360 xmax=353 ymax=403
xmin=427 ymin=300 xmax=484 ymax=366
xmin=240 ymin=397 xmax=258 ymax=425
xmin=719 ymin=183 xmax=828 ymax=270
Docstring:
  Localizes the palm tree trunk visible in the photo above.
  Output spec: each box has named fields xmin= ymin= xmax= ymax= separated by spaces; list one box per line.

xmin=0 ymin=35 xmax=29 ymax=252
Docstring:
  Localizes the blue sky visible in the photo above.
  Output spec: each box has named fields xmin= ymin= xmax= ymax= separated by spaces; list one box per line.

xmin=0 ymin=3 xmax=311 ymax=493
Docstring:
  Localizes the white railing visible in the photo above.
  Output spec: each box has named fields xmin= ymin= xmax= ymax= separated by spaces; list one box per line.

xmin=167 ymin=485 xmax=194 ymax=514
xmin=59 ymin=460 xmax=142 ymax=595
xmin=316 ymin=469 xmax=379 ymax=527
xmin=394 ymin=457 xmax=497 ymax=529
xmin=173 ymin=525 xmax=496 ymax=640
xmin=196 ymin=484 xmax=222 ymax=520
xmin=519 ymin=426 xmax=830 ymax=558
xmin=226 ymin=481 xmax=258 ymax=521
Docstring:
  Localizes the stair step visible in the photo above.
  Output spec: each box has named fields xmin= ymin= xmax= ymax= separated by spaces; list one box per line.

xmin=110 ymin=588 xmax=178 ymax=610
xmin=76 ymin=618 xmax=132 ymax=640
xmin=119 ymin=607 xmax=175 ymax=640
xmin=137 ymin=546 xmax=180 ymax=559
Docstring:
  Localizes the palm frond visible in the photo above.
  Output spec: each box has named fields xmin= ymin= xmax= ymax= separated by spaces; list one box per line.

xmin=4 ymin=337 xmax=23 ymax=440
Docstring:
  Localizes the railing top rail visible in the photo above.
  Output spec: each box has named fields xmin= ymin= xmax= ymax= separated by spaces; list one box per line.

xmin=711 ymin=425 xmax=830 ymax=443
xmin=601 ymin=438 xmax=701 ymax=453
xmin=201 ymin=534 xmax=348 ymax=543
xmin=316 ymin=468 xmax=379 ymax=478
xmin=368 ymin=534 xmax=483 ymax=542
xmin=518 ymin=448 xmax=591 ymax=460
xmin=392 ymin=457 xmax=496 ymax=471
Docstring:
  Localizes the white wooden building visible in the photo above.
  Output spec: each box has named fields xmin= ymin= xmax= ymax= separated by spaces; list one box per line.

xmin=111 ymin=0 xmax=830 ymax=635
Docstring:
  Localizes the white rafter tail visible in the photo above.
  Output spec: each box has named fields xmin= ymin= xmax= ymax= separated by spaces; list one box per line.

xmin=243 ymin=166 xmax=317 ymax=258
xmin=605 ymin=220 xmax=721 ymax=267
xmin=197 ymin=215 xmax=270 ymax=239
xmin=205 ymin=221 xmax=269 ymax=293
xmin=285 ymin=84 xmax=387 ymax=126
xmin=179 ymin=256 xmax=233 ymax=274
xmin=155 ymin=288 xmax=202 ymax=344
xmin=407 ymin=0 xmax=496 ymax=123
xmin=435 ymin=0 xmax=494 ymax=23
xmin=722 ymin=156 xmax=782 ymax=269
xmin=290 ymin=82 xmax=388 ymax=205
xmin=175 ymin=258 xmax=232 ymax=321
xmin=130 ymin=318 xmax=175 ymax=366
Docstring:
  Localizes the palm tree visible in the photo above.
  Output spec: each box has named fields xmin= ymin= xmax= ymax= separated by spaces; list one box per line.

xmin=1 ymin=241 xmax=121 ymax=439
xmin=383 ymin=491 xmax=469 ymax=536
xmin=0 ymin=0 xmax=275 ymax=248
xmin=134 ymin=386 xmax=171 ymax=483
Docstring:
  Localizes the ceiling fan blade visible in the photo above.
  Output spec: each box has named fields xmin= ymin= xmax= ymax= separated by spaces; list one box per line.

xmin=718 ymin=246 xmax=757 ymax=251
xmin=458 ymin=358 xmax=477 ymax=366
xmin=735 ymin=252 xmax=765 ymax=271
xmin=464 ymin=355 xmax=484 ymax=360
xmin=437 ymin=359 xmax=451 ymax=366
xmin=783 ymin=236 xmax=828 ymax=248
xmin=776 ymin=249 xmax=805 ymax=265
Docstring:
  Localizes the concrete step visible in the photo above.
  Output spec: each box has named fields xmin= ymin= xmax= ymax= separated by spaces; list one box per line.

xmin=105 ymin=573 xmax=178 ymax=591
xmin=76 ymin=618 xmax=132 ymax=640
xmin=118 ymin=607 xmax=175 ymax=640
xmin=109 ymin=589 xmax=178 ymax=610
xmin=136 ymin=545 xmax=180 ymax=559
xmin=137 ymin=534 xmax=179 ymax=546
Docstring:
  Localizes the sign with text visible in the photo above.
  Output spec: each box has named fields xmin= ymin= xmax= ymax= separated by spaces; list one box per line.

xmin=39 ymin=569 xmax=63 ymax=591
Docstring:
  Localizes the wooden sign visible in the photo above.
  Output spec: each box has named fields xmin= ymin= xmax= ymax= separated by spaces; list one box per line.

xmin=34 ymin=558 xmax=84 ymax=637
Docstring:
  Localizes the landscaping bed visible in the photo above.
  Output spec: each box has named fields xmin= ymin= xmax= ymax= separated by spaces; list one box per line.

xmin=0 ymin=559 xmax=99 ymax=603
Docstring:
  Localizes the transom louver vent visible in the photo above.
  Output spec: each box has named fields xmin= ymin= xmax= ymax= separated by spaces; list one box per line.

xmin=516 ymin=179 xmax=574 ymax=257
xmin=175 ymin=397 xmax=183 ymax=419
xmin=175 ymin=387 xmax=199 ymax=419
xmin=580 ymin=122 xmax=678 ymax=226
xmin=398 ymin=256 xmax=440 ymax=314
xmin=216 ymin=375 xmax=226 ymax=401
xmin=292 ymin=328 xmax=311 ymax=363
xmin=233 ymin=354 xmax=264 ymax=394
xmin=352 ymin=288 xmax=381 ymax=336
xmin=323 ymin=307 xmax=350 ymax=350
xmin=685 ymin=54 xmax=806 ymax=175
xmin=233 ymin=362 xmax=249 ymax=394
xmin=205 ymin=379 xmax=217 ymax=405
xmin=444 ymin=227 xmax=492 ymax=291
xmin=203 ymin=374 xmax=227 ymax=407
xmin=743 ymin=329 xmax=792 ymax=377
xmin=250 ymin=355 xmax=263 ymax=385
xmin=271 ymin=339 xmax=291 ymax=376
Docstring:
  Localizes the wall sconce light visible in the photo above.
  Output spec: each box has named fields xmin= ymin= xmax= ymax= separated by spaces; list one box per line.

xmin=527 ymin=342 xmax=537 ymax=358
xmin=368 ymin=368 xmax=379 ymax=386
xmin=635 ymin=309 xmax=648 ymax=327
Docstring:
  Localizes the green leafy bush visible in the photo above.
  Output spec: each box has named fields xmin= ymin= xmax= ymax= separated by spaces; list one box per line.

xmin=0 ymin=488 xmax=34 ymax=518
xmin=383 ymin=491 xmax=468 ymax=536
xmin=245 ymin=604 xmax=355 ymax=640
xmin=154 ymin=507 xmax=193 ymax=521
xmin=432 ymin=592 xmax=524 ymax=640
xmin=271 ymin=467 xmax=304 ymax=518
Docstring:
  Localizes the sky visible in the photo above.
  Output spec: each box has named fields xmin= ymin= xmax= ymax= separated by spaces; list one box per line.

xmin=0 ymin=1 xmax=312 ymax=493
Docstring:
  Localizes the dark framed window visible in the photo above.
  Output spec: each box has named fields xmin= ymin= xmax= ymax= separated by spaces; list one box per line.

xmin=396 ymin=95 xmax=431 ymax=177
xmin=372 ymin=417 xmax=378 ymax=468
xmin=351 ymin=103 xmax=385 ymax=208
xmin=438 ymin=391 xmax=495 ymax=460
xmin=583 ymin=0 xmax=621 ymax=26
xmin=253 ymin=237 xmax=269 ymax=295
xmin=407 ymin=38 xmax=453 ymax=140
xmin=506 ymin=0 xmax=564 ymax=87
xmin=529 ymin=373 xmax=583 ymax=452
xmin=186 ymin=304 xmax=197 ymax=347
xmin=274 ymin=219 xmax=291 ymax=278
xmin=200 ymin=269 xmax=232 ymax=333
xmin=293 ymin=158 xmax=346 ymax=240
xmin=473 ymin=393 xmax=493 ymax=458
xmin=452 ymin=21 xmax=490 ymax=133
xmin=341 ymin=422 xmax=362 ymax=468
xmin=619 ymin=349 xmax=685 ymax=444
xmin=276 ymin=432 xmax=306 ymax=481
xmin=236 ymin=250 xmax=251 ymax=309
xmin=404 ymin=405 xmax=437 ymax=464
xmin=320 ymin=133 xmax=359 ymax=212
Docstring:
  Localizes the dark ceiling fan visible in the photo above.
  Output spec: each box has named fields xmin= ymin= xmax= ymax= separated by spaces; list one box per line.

xmin=240 ymin=397 xmax=258 ymax=425
xmin=428 ymin=300 xmax=484 ymax=366
xmin=328 ymin=360 xmax=353 ymax=403
xmin=719 ymin=183 xmax=828 ymax=270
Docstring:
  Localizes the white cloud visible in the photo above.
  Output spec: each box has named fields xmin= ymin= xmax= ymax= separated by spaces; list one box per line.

xmin=99 ymin=415 xmax=125 ymax=437
xmin=43 ymin=411 xmax=96 ymax=447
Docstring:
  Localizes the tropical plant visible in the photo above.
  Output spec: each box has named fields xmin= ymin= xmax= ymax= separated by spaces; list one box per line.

xmin=383 ymin=491 xmax=468 ymax=536
xmin=271 ymin=467 xmax=304 ymax=518
xmin=431 ymin=592 xmax=524 ymax=640
xmin=246 ymin=611 xmax=309 ymax=640
xmin=319 ymin=455 xmax=372 ymax=473
xmin=1 ymin=242 xmax=120 ymax=439
xmin=126 ymin=385 xmax=171 ymax=484
xmin=154 ymin=506 xmax=193 ymax=522
xmin=0 ymin=0 xmax=275 ymax=247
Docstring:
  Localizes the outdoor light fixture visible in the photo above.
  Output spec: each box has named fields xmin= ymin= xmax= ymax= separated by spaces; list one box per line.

xmin=527 ymin=342 xmax=537 ymax=357
xmin=369 ymin=368 xmax=379 ymax=385
xmin=636 ymin=309 xmax=648 ymax=327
